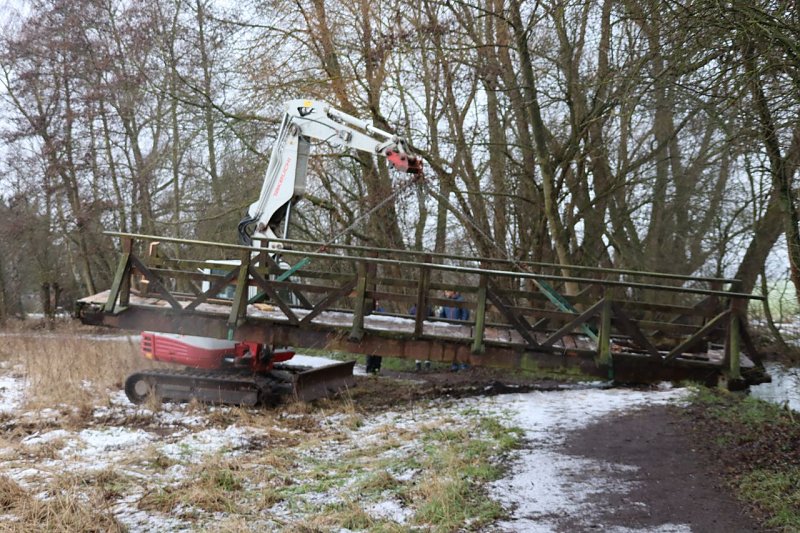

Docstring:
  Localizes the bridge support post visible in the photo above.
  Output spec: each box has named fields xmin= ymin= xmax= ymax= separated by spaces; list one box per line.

xmin=104 ymin=237 xmax=133 ymax=313
xmin=350 ymin=261 xmax=369 ymax=340
xmin=472 ymin=275 xmax=488 ymax=354
xmin=414 ymin=255 xmax=431 ymax=337
xmin=598 ymin=296 xmax=613 ymax=374
xmin=725 ymin=298 xmax=743 ymax=381
xmin=227 ymin=250 xmax=251 ymax=339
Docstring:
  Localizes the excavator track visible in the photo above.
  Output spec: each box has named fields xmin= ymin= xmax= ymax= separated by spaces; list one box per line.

xmin=124 ymin=361 xmax=356 ymax=406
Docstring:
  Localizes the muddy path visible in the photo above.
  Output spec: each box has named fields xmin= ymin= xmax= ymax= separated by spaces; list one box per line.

xmin=563 ymin=405 xmax=760 ymax=532
xmin=353 ymin=370 xmax=760 ymax=532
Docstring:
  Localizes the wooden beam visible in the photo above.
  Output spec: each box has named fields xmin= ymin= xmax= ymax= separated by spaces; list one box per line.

xmin=414 ymin=255 xmax=431 ymax=337
xmin=598 ymin=297 xmax=612 ymax=365
xmin=665 ymin=310 xmax=730 ymax=361
xmin=350 ymin=261 xmax=368 ymax=340
xmin=726 ymin=312 xmax=741 ymax=380
xmin=541 ymin=299 xmax=605 ymax=348
xmin=610 ymin=302 xmax=661 ymax=359
xmin=129 ymin=255 xmax=183 ymax=311
xmin=248 ymin=265 xmax=300 ymax=325
xmin=472 ymin=276 xmax=488 ymax=354
xmin=226 ymin=252 xmax=251 ymax=333
xmin=299 ymin=278 xmax=358 ymax=325
xmin=104 ymin=252 xmax=131 ymax=314
xmin=486 ymin=282 xmax=539 ymax=347
xmin=185 ymin=268 xmax=239 ymax=311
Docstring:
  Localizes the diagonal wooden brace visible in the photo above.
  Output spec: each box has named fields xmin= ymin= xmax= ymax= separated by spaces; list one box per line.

xmin=129 ymin=255 xmax=183 ymax=310
xmin=299 ymin=278 xmax=358 ymax=326
xmin=541 ymin=298 xmax=605 ymax=348
xmin=248 ymin=265 xmax=300 ymax=325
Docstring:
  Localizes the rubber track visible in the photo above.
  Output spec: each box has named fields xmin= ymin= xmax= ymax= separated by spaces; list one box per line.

xmin=124 ymin=368 xmax=293 ymax=406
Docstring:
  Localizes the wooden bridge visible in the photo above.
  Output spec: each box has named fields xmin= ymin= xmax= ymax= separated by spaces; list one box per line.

xmin=76 ymin=232 xmax=769 ymax=387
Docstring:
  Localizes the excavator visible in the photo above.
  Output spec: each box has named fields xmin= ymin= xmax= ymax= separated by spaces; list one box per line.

xmin=123 ymin=99 xmax=422 ymax=406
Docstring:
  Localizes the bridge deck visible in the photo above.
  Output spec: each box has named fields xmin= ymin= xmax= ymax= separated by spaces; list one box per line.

xmin=76 ymin=232 xmax=768 ymax=387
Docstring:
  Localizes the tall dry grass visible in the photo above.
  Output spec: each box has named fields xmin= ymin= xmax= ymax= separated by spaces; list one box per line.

xmin=0 ymin=320 xmax=157 ymax=409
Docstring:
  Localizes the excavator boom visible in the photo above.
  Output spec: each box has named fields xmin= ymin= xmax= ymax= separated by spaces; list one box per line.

xmin=127 ymin=99 xmax=422 ymax=406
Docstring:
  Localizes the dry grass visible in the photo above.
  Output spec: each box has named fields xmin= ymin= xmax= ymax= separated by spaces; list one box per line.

xmin=290 ymin=500 xmax=376 ymax=532
xmin=0 ymin=321 xmax=522 ymax=531
xmin=0 ymin=475 xmax=27 ymax=511
xmin=0 ymin=474 xmax=124 ymax=532
xmin=0 ymin=321 xmax=159 ymax=409
xmin=138 ymin=456 xmax=247 ymax=515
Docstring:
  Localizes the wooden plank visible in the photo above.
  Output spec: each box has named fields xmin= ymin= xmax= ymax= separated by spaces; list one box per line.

xmin=226 ymin=252 xmax=251 ymax=331
xmin=665 ymin=310 xmax=730 ymax=361
xmin=414 ymin=256 xmax=431 ymax=337
xmin=508 ymin=304 xmax=716 ymax=335
xmin=486 ymin=282 xmax=539 ymax=347
xmin=184 ymin=267 xmax=239 ymax=311
xmin=350 ymin=261 xmax=368 ymax=340
xmin=103 ymin=231 xmax=760 ymax=299
xmin=299 ymin=278 xmax=358 ymax=325
xmin=531 ymin=317 xmax=550 ymax=332
xmin=104 ymin=252 xmax=131 ymax=313
xmin=541 ymin=299 xmax=605 ymax=348
xmin=598 ymin=298 xmax=612 ymax=365
xmin=501 ymin=285 xmax=713 ymax=318
xmin=119 ymin=238 xmax=132 ymax=308
xmin=726 ymin=311 xmax=741 ymax=380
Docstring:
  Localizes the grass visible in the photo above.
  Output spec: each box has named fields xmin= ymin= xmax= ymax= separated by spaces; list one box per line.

xmin=0 ymin=320 xmax=527 ymax=531
xmin=0 ymin=320 xmax=159 ymax=411
xmin=403 ymin=414 xmax=523 ymax=531
xmin=138 ymin=458 xmax=246 ymax=514
xmin=738 ymin=467 xmax=800 ymax=530
xmin=0 ymin=474 xmax=124 ymax=532
xmin=688 ymin=387 xmax=800 ymax=530
xmin=263 ymin=408 xmax=523 ymax=532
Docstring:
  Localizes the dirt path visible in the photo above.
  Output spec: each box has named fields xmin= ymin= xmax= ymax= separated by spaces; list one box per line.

xmin=557 ymin=405 xmax=759 ymax=532
xmin=352 ymin=368 xmax=761 ymax=532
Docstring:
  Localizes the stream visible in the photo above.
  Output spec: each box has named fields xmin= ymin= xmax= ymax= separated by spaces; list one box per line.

xmin=750 ymin=361 xmax=800 ymax=412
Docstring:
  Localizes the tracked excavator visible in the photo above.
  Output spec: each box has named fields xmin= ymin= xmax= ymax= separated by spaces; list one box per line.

xmin=124 ymin=99 xmax=422 ymax=406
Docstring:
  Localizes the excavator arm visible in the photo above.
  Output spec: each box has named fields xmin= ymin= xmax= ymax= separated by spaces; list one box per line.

xmin=238 ymin=99 xmax=422 ymax=245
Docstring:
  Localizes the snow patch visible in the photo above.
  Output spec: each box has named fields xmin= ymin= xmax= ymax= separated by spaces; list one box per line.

xmin=75 ymin=427 xmax=153 ymax=454
xmin=159 ymin=426 xmax=252 ymax=460
xmin=0 ymin=375 xmax=25 ymax=412
xmin=487 ymin=388 xmax=689 ymax=532
xmin=21 ymin=429 xmax=70 ymax=446
xmin=368 ymin=497 xmax=414 ymax=524
xmin=288 ymin=353 xmax=347 ymax=368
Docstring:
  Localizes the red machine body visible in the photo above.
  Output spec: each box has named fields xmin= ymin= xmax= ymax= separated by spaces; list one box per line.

xmin=140 ymin=332 xmax=294 ymax=373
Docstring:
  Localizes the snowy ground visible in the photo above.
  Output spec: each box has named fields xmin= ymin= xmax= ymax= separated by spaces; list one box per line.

xmin=0 ymin=347 xmax=695 ymax=532
xmin=485 ymin=387 xmax=689 ymax=532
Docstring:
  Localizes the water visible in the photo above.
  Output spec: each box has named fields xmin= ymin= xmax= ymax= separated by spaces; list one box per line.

xmin=750 ymin=362 xmax=800 ymax=412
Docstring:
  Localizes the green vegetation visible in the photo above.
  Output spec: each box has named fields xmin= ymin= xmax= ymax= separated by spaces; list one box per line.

xmin=751 ymin=279 xmax=800 ymax=320
xmin=738 ymin=467 xmax=800 ymax=530
xmin=283 ymin=412 xmax=524 ymax=532
xmin=405 ymin=415 xmax=524 ymax=531
xmin=688 ymin=387 xmax=800 ymax=530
